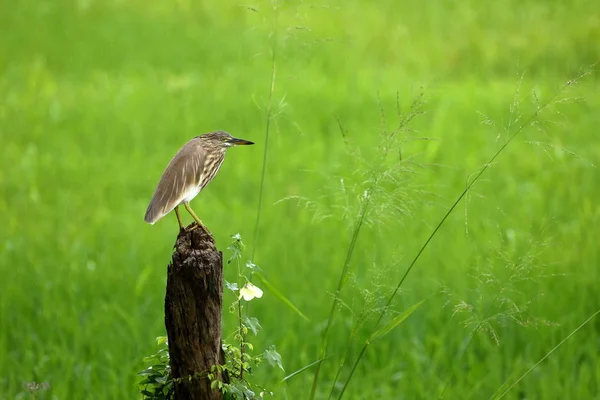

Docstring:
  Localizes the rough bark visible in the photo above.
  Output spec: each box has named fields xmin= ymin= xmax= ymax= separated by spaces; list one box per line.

xmin=164 ymin=225 xmax=227 ymax=400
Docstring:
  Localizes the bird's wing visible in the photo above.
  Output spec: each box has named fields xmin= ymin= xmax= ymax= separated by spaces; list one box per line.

xmin=144 ymin=138 xmax=205 ymax=224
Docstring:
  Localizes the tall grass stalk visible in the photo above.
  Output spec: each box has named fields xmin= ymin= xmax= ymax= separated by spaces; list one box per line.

xmin=310 ymin=94 xmax=425 ymax=399
xmin=336 ymin=73 xmax=590 ymax=399
xmin=309 ymin=197 xmax=370 ymax=400
xmin=252 ymin=1 xmax=279 ymax=260
xmin=492 ymin=308 xmax=600 ymax=399
xmin=327 ymin=306 xmax=371 ymax=400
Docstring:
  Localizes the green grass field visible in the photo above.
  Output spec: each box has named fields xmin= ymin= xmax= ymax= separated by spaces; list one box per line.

xmin=1 ymin=0 xmax=599 ymax=398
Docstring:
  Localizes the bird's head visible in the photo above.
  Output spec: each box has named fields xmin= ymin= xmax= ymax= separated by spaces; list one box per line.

xmin=198 ymin=131 xmax=254 ymax=149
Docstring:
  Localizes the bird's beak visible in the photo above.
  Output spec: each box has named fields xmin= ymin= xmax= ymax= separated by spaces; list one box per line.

xmin=227 ymin=137 xmax=254 ymax=146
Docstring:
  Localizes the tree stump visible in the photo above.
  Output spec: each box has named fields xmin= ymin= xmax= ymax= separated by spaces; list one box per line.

xmin=164 ymin=225 xmax=227 ymax=400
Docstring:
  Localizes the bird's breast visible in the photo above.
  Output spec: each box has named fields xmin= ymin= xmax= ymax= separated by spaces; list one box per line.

xmin=180 ymin=184 xmax=202 ymax=204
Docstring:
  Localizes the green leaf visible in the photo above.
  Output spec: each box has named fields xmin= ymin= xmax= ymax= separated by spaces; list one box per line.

xmin=138 ymin=367 xmax=159 ymax=376
xmin=243 ymin=316 xmax=262 ymax=335
xmin=369 ymin=300 xmax=425 ymax=342
xmin=149 ymin=363 xmax=165 ymax=372
xmin=226 ymin=234 xmax=244 ymax=264
xmin=156 ymin=336 xmax=168 ymax=346
xmin=264 ymin=345 xmax=284 ymax=371
xmin=227 ymin=383 xmax=245 ymax=397
xmin=254 ymin=272 xmax=309 ymax=321
xmin=282 ymin=358 xmax=323 ymax=382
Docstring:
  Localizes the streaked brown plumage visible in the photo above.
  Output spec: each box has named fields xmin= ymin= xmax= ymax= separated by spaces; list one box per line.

xmin=144 ymin=131 xmax=254 ymax=234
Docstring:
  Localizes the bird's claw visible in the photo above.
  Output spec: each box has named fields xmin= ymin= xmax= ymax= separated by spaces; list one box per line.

xmin=184 ymin=222 xmax=213 ymax=237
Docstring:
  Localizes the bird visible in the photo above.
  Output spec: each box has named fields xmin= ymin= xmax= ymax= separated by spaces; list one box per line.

xmin=144 ymin=131 xmax=254 ymax=235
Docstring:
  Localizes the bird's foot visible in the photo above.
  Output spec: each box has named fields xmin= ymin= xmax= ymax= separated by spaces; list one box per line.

xmin=198 ymin=224 xmax=213 ymax=237
xmin=185 ymin=224 xmax=198 ymax=232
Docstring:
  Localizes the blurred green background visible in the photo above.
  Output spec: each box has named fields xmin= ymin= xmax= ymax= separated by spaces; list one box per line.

xmin=1 ymin=0 xmax=599 ymax=399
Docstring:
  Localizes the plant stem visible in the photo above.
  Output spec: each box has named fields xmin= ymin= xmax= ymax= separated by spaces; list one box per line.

xmin=327 ymin=309 xmax=367 ymax=399
xmin=252 ymin=1 xmax=279 ymax=261
xmin=309 ymin=195 xmax=371 ymax=400
xmin=237 ymin=254 xmax=246 ymax=380
xmin=238 ymin=298 xmax=245 ymax=380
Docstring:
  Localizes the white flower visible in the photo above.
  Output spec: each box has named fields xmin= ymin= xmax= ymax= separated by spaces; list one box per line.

xmin=239 ymin=282 xmax=264 ymax=301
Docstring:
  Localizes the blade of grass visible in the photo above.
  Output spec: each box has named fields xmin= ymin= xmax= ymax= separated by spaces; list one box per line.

xmin=254 ymin=271 xmax=309 ymax=321
xmin=281 ymin=358 xmax=324 ymax=383
xmin=491 ymin=308 xmax=600 ymax=400
xmin=368 ymin=299 xmax=425 ymax=342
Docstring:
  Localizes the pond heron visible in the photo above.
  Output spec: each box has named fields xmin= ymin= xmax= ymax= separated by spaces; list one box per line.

xmin=144 ymin=131 xmax=254 ymax=234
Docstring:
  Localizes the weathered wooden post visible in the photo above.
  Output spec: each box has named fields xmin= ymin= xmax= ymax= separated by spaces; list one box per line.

xmin=164 ymin=225 xmax=228 ymax=400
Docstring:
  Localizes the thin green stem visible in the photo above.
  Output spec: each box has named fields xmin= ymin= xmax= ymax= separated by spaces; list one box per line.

xmin=337 ymin=342 xmax=367 ymax=399
xmin=238 ymin=298 xmax=245 ymax=380
xmin=327 ymin=307 xmax=369 ymax=399
xmin=491 ymin=308 xmax=600 ymax=400
xmin=309 ymin=196 xmax=371 ymax=400
xmin=252 ymin=2 xmax=279 ymax=261
xmin=237 ymin=258 xmax=245 ymax=380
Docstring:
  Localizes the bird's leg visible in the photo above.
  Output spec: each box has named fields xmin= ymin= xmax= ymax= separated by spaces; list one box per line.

xmin=174 ymin=206 xmax=185 ymax=232
xmin=183 ymin=202 xmax=212 ymax=236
